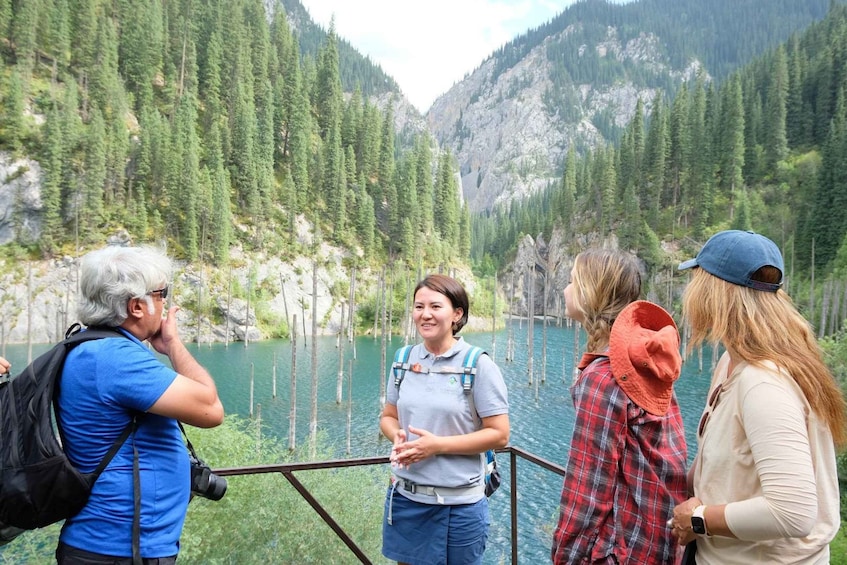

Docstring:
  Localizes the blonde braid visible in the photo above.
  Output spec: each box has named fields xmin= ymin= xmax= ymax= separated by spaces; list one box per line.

xmin=572 ymin=249 xmax=642 ymax=353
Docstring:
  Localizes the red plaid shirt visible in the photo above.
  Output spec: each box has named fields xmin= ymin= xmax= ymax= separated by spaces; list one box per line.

xmin=551 ymin=353 xmax=688 ymax=564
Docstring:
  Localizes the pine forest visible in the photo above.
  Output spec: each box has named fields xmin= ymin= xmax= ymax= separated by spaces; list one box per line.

xmin=0 ymin=0 xmax=468 ymax=271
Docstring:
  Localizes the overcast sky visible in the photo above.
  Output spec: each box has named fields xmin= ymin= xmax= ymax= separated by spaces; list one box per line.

xmin=299 ymin=1 xmax=576 ymax=113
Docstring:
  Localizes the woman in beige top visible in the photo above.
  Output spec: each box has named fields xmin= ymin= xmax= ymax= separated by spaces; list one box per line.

xmin=671 ymin=230 xmax=846 ymax=565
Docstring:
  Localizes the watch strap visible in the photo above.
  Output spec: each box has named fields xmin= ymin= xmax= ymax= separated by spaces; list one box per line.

xmin=691 ymin=505 xmax=709 ymax=536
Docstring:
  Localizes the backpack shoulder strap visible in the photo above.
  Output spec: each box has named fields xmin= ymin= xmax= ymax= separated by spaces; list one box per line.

xmin=459 ymin=346 xmax=498 ymax=484
xmin=63 ymin=325 xmax=126 ymax=346
xmin=56 ymin=325 xmax=134 ymax=481
xmin=459 ymin=346 xmax=487 ymax=427
xmin=392 ymin=344 xmax=415 ymax=388
xmin=460 ymin=346 xmax=485 ymax=394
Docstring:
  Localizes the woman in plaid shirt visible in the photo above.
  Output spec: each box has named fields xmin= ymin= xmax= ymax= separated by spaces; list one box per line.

xmin=551 ymin=249 xmax=688 ymax=564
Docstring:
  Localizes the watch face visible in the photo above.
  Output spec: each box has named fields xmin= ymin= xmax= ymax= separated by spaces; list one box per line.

xmin=691 ymin=516 xmax=707 ymax=535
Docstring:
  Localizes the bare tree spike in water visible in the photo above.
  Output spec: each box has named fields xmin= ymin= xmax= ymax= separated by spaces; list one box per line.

xmin=279 ymin=272 xmax=291 ymax=342
xmin=27 ymin=262 xmax=32 ymax=363
xmin=541 ymin=269 xmax=548 ymax=386
xmin=491 ymin=277 xmax=497 ymax=360
xmin=289 ymin=314 xmax=298 ymax=451
xmin=349 ymin=267 xmax=357 ymax=360
xmin=310 ymin=259 xmax=318 ymax=459
xmin=196 ymin=269 xmax=203 ymax=345
xmin=225 ymin=269 xmax=232 ymax=348
xmin=245 ymin=276 xmax=251 ymax=348
xmin=378 ymin=269 xmax=388 ymax=418
xmin=336 ymin=303 xmax=345 ymax=405
xmin=526 ymin=268 xmax=534 ymax=388
xmin=346 ymin=358 xmax=353 ymax=456
xmin=507 ymin=272 xmax=515 ymax=362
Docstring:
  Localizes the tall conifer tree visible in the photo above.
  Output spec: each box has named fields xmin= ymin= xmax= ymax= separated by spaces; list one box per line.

xmin=764 ymin=45 xmax=790 ymax=168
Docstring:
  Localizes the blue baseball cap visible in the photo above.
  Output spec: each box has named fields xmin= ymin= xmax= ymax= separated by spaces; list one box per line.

xmin=678 ymin=230 xmax=784 ymax=292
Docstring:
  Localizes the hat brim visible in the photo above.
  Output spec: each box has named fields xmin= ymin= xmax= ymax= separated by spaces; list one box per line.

xmin=609 ymin=301 xmax=680 ymax=416
xmin=678 ymin=258 xmax=698 ymax=270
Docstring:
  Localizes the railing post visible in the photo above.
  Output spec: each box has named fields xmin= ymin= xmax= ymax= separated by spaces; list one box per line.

xmin=510 ymin=449 xmax=518 ymax=565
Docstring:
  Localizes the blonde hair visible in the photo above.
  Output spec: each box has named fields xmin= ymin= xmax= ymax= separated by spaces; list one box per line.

xmin=572 ymin=249 xmax=641 ymax=352
xmin=682 ymin=267 xmax=847 ymax=446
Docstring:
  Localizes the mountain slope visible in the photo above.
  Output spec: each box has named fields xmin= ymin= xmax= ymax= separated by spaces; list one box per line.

xmin=278 ymin=0 xmax=426 ymax=138
xmin=427 ymin=0 xmax=836 ymax=213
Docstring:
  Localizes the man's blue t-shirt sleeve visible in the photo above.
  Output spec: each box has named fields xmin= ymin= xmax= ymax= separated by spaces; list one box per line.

xmin=94 ymin=338 xmax=177 ymax=412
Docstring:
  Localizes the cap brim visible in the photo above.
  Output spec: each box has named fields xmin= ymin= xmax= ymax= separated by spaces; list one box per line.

xmin=678 ymin=258 xmax=698 ymax=271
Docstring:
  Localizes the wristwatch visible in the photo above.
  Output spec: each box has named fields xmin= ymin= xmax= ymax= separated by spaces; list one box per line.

xmin=691 ymin=505 xmax=708 ymax=536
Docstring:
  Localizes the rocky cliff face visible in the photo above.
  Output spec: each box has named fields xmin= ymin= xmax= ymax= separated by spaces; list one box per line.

xmin=426 ymin=25 xmax=704 ymax=213
xmin=0 ymin=155 xmax=44 ymax=245
xmin=501 ymin=228 xmax=611 ymax=319
xmin=0 ymin=241 xmax=354 ymax=346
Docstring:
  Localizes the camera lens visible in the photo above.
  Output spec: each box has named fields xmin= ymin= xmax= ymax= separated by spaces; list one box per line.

xmin=204 ymin=474 xmax=227 ymax=501
xmin=190 ymin=462 xmax=227 ymax=501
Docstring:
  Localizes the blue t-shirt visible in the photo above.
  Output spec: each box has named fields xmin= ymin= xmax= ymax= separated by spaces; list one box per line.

xmin=57 ymin=329 xmax=185 ymax=558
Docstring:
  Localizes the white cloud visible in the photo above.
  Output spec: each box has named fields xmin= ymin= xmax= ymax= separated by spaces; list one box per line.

xmin=299 ymin=0 xmax=574 ymax=113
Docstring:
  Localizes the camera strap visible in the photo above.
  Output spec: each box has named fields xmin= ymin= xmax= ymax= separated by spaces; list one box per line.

xmin=177 ymin=422 xmax=201 ymax=461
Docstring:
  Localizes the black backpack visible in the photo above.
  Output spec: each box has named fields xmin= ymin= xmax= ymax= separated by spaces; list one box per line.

xmin=0 ymin=325 xmax=133 ymax=546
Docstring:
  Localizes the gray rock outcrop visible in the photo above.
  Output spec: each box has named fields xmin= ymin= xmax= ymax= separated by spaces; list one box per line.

xmin=427 ymin=26 xmax=706 ymax=213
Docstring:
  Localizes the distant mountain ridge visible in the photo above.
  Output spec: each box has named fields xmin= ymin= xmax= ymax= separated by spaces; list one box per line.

xmin=278 ymin=0 xmax=427 ymax=142
xmin=278 ymin=0 xmax=400 ymax=100
xmin=425 ymin=0 xmax=837 ymax=212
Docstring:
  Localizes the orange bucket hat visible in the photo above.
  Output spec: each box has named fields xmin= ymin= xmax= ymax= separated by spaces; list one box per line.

xmin=609 ymin=300 xmax=681 ymax=416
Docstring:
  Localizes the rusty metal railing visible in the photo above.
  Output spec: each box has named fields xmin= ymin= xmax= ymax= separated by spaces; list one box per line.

xmin=214 ymin=446 xmax=566 ymax=564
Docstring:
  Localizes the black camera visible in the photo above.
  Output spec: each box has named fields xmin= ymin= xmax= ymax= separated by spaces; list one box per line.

xmin=188 ymin=451 xmax=227 ymax=501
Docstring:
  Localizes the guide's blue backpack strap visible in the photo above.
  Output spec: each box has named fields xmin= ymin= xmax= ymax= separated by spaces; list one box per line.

xmin=456 ymin=346 xmax=501 ymax=497
xmin=392 ymin=345 xmax=414 ymax=388
xmin=460 ymin=346 xmax=484 ymax=393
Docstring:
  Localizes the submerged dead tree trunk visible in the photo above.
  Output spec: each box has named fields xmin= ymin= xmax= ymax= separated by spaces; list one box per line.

xmin=27 ymin=262 xmax=32 ymax=363
xmin=404 ymin=269 xmax=414 ymax=344
xmin=527 ymin=268 xmax=534 ymax=388
xmin=280 ymin=273 xmax=291 ymax=341
xmin=379 ymin=270 xmax=389 ymax=414
xmin=225 ymin=270 xmax=232 ymax=348
xmin=289 ymin=314 xmax=298 ymax=451
xmin=349 ymin=268 xmax=357 ymax=360
xmin=491 ymin=277 xmax=497 ymax=360
xmin=387 ymin=269 xmax=394 ymax=340
xmin=336 ymin=302 xmax=345 ymax=405
xmin=309 ymin=259 xmax=318 ymax=459
xmin=245 ymin=276 xmax=251 ymax=348
xmin=507 ymin=272 xmax=515 ymax=362
xmin=572 ymin=321 xmax=580 ymax=383
xmin=196 ymin=270 xmax=203 ymax=344
xmin=374 ymin=267 xmax=383 ymax=340
xmin=542 ymin=270 xmax=548 ymax=385
xmin=346 ymin=359 xmax=354 ymax=455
